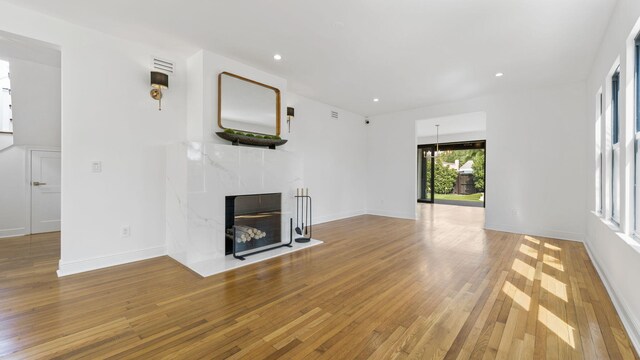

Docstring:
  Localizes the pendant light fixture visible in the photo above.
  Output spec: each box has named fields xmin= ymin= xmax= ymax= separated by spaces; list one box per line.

xmin=427 ymin=124 xmax=441 ymax=158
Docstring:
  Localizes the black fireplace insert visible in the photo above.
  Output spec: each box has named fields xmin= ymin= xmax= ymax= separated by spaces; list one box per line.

xmin=225 ymin=193 xmax=282 ymax=256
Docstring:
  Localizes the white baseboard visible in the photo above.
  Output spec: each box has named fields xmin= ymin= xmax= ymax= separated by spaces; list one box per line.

xmin=365 ymin=209 xmax=416 ymax=220
xmin=57 ymin=246 xmax=166 ymax=277
xmin=0 ymin=227 xmax=27 ymax=238
xmin=583 ymin=242 xmax=640 ymax=354
xmin=484 ymin=222 xmax=584 ymax=242
xmin=314 ymin=210 xmax=366 ymax=225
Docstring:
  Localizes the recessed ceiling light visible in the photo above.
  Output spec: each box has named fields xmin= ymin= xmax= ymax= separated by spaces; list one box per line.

xmin=273 ymin=54 xmax=282 ymax=61
xmin=495 ymin=72 xmax=504 ymax=77
xmin=373 ymin=98 xmax=379 ymax=102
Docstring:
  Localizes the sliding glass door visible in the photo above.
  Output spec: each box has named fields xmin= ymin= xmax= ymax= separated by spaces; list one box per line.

xmin=417 ymin=146 xmax=435 ymax=203
xmin=417 ymin=141 xmax=486 ymax=207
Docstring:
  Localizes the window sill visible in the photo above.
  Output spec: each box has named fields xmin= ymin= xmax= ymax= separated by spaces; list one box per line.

xmin=591 ymin=210 xmax=619 ymax=230
xmin=591 ymin=211 xmax=640 ymax=252
xmin=609 ymin=219 xmax=621 ymax=230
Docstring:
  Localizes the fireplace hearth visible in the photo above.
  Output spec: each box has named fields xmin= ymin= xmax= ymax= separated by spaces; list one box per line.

xmin=225 ymin=193 xmax=287 ymax=259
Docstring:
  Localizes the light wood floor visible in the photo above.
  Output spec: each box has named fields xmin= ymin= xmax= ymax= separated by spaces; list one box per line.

xmin=0 ymin=204 xmax=637 ymax=359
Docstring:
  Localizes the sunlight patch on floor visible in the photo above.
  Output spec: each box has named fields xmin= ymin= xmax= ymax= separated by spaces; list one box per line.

xmin=519 ymin=244 xmax=538 ymax=260
xmin=541 ymin=272 xmax=568 ymax=302
xmin=512 ymin=258 xmax=535 ymax=281
xmin=543 ymin=254 xmax=564 ymax=272
xmin=510 ymin=238 xmax=575 ymax=349
xmin=538 ymin=305 xmax=576 ymax=348
xmin=503 ymin=280 xmax=531 ymax=311
xmin=544 ymin=243 xmax=561 ymax=251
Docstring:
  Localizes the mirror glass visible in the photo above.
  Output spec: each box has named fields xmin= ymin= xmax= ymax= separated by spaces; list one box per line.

xmin=219 ymin=72 xmax=280 ymax=135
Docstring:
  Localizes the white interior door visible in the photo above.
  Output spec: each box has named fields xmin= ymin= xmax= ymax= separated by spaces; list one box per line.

xmin=31 ymin=150 xmax=61 ymax=234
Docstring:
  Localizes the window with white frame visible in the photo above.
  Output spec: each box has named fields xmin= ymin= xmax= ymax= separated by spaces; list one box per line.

xmin=0 ymin=59 xmax=12 ymax=134
xmin=611 ymin=69 xmax=621 ymax=224
xmin=635 ymin=35 xmax=640 ymax=236
xmin=596 ymin=91 xmax=603 ymax=214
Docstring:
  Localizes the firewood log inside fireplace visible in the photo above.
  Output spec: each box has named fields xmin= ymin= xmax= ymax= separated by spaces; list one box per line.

xmin=227 ymin=226 xmax=267 ymax=243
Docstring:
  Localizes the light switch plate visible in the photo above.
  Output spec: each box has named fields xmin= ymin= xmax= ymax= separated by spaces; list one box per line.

xmin=91 ymin=161 xmax=102 ymax=173
xmin=121 ymin=226 xmax=131 ymax=237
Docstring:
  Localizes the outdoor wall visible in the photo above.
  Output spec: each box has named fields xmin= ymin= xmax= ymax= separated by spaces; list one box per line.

xmin=367 ymin=81 xmax=588 ymax=242
xmin=585 ymin=0 xmax=640 ymax=350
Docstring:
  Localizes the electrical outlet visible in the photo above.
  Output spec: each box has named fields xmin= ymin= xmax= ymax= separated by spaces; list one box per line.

xmin=121 ymin=226 xmax=131 ymax=237
xmin=91 ymin=161 xmax=102 ymax=173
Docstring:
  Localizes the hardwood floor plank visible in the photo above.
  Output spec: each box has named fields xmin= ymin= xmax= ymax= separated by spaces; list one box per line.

xmin=0 ymin=204 xmax=637 ymax=359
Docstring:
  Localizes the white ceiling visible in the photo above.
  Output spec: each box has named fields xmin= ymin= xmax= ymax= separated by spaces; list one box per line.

xmin=1 ymin=0 xmax=617 ymax=116
xmin=416 ymin=112 xmax=486 ymax=138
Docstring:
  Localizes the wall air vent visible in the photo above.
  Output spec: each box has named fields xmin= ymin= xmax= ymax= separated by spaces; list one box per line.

xmin=331 ymin=111 xmax=339 ymax=119
xmin=152 ymin=57 xmax=175 ymax=74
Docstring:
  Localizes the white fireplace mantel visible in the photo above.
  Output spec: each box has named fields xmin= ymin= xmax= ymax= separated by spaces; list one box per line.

xmin=165 ymin=142 xmax=319 ymax=276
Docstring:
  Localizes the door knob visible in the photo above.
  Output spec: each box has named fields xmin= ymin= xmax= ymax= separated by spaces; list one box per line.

xmin=32 ymin=181 xmax=47 ymax=186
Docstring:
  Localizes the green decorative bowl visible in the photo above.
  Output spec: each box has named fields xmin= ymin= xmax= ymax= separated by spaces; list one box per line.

xmin=215 ymin=132 xmax=288 ymax=148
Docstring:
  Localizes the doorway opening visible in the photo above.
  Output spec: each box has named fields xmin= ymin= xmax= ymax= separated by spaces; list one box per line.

xmin=0 ymin=30 xmax=61 ymax=273
xmin=418 ymin=141 xmax=485 ymax=207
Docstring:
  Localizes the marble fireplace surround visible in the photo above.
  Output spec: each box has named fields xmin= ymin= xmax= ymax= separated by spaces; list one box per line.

xmin=165 ymin=142 xmax=321 ymax=277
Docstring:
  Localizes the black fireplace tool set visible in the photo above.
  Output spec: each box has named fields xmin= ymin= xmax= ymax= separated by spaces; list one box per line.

xmin=294 ymin=192 xmax=312 ymax=243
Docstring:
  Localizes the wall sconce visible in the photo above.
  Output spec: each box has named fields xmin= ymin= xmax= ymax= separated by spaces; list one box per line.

xmin=150 ymin=71 xmax=169 ymax=111
xmin=287 ymin=107 xmax=295 ymax=133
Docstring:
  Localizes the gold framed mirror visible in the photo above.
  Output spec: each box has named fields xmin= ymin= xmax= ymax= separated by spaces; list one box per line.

xmin=218 ymin=72 xmax=281 ymax=136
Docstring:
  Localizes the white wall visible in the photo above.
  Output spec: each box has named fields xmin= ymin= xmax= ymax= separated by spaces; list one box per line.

xmin=0 ymin=2 xmax=188 ymax=275
xmin=0 ymin=146 xmax=26 ymax=237
xmin=11 ymin=58 xmax=61 ymax=147
xmin=585 ymin=0 xmax=640 ymax=350
xmin=417 ymin=130 xmax=486 ymax=145
xmin=367 ymin=81 xmax=588 ymax=241
xmin=286 ymin=93 xmax=367 ymax=223
xmin=0 ymin=133 xmax=11 ymax=149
